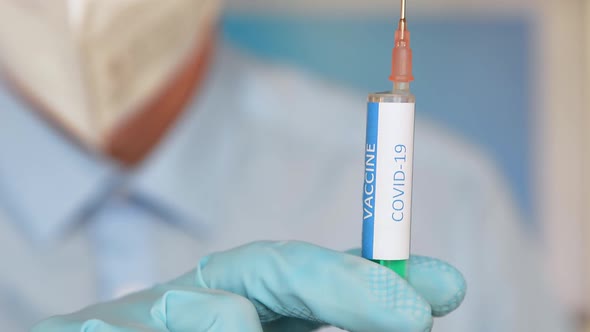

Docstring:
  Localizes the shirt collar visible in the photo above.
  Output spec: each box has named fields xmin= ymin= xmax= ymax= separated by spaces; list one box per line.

xmin=128 ymin=41 xmax=247 ymax=236
xmin=0 ymin=79 xmax=119 ymax=244
xmin=0 ymin=41 xmax=248 ymax=243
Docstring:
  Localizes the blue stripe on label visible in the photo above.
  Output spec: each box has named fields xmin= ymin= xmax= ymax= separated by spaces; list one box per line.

xmin=362 ymin=102 xmax=379 ymax=259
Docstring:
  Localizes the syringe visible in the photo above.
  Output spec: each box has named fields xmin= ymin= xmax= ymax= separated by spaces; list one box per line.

xmin=362 ymin=0 xmax=415 ymax=279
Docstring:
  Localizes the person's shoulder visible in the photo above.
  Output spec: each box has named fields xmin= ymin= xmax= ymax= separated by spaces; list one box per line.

xmin=222 ymin=43 xmax=367 ymax=151
xmin=415 ymin=118 xmax=507 ymax=192
xmin=224 ymin=42 xmax=365 ymax=105
xmin=225 ymin=43 xmax=509 ymax=191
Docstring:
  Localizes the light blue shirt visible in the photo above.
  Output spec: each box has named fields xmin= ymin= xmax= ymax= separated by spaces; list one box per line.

xmin=0 ymin=43 xmax=249 ymax=324
xmin=0 ymin=41 xmax=573 ymax=332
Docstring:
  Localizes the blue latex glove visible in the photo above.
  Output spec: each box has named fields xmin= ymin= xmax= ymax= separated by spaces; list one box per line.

xmin=33 ymin=241 xmax=466 ymax=332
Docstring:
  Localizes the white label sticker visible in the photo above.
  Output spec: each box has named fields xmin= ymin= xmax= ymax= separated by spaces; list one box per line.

xmin=364 ymin=102 xmax=415 ymax=260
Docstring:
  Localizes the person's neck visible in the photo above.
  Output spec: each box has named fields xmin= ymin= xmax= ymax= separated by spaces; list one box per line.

xmin=105 ymin=29 xmax=218 ymax=168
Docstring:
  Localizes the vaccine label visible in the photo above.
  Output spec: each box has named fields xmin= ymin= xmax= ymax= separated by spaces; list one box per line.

xmin=362 ymin=102 xmax=415 ymax=260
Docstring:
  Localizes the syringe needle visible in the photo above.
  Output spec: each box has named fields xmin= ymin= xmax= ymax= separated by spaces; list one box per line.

xmin=399 ymin=0 xmax=407 ymax=39
xmin=390 ymin=0 xmax=413 ymax=83
xmin=400 ymin=0 xmax=406 ymax=21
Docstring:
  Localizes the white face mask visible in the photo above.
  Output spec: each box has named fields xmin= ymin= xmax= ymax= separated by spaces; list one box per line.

xmin=0 ymin=0 xmax=221 ymax=148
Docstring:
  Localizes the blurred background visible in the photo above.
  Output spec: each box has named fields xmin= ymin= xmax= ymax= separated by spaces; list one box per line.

xmin=222 ymin=0 xmax=588 ymax=327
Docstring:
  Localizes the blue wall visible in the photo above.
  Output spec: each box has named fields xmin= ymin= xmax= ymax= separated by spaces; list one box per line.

xmin=222 ymin=15 xmax=533 ymax=219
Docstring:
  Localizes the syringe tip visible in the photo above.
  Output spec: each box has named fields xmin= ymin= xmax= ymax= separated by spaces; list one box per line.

xmin=390 ymin=0 xmax=414 ymax=83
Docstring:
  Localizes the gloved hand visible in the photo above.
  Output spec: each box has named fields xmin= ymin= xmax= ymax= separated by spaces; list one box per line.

xmin=33 ymin=241 xmax=466 ymax=332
